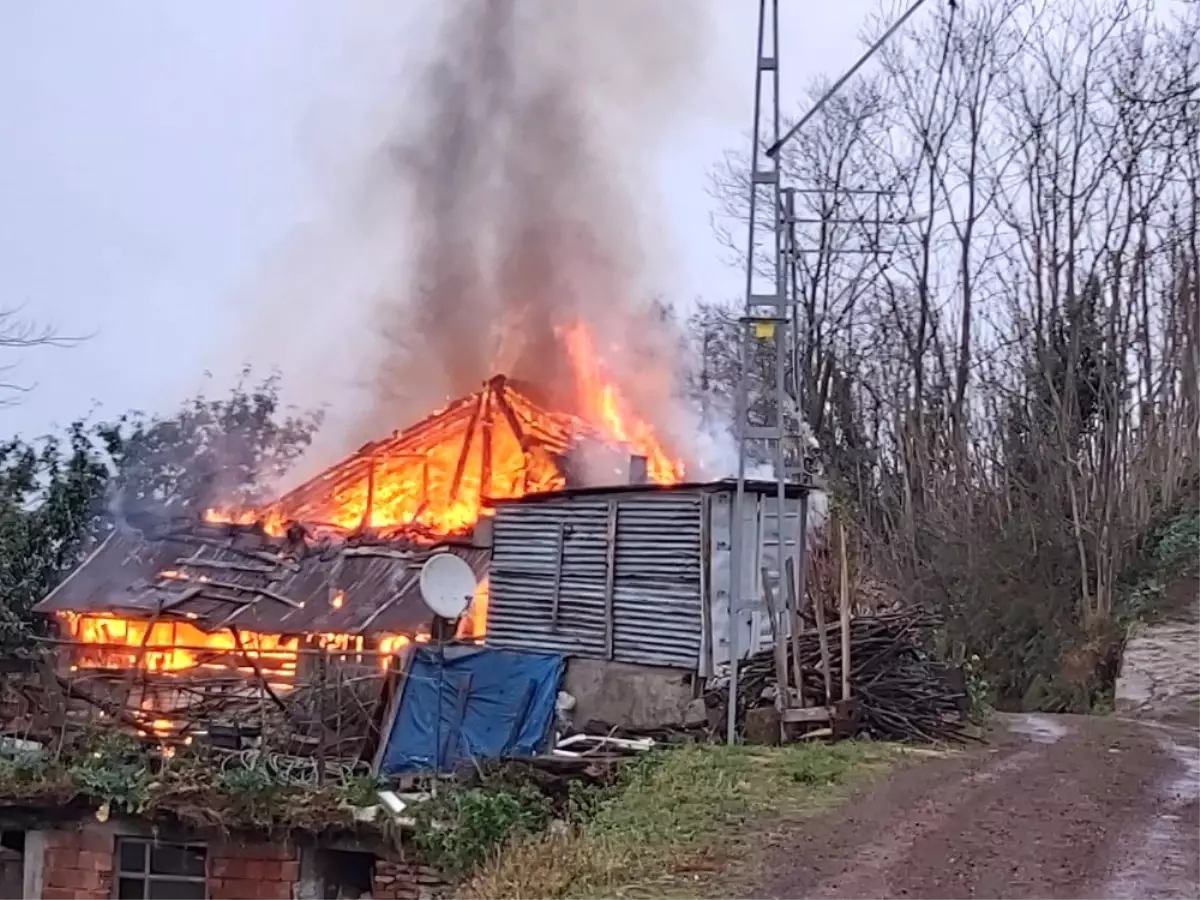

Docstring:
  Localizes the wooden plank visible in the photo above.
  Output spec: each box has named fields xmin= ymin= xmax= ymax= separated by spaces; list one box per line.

xmin=448 ymin=392 xmax=485 ymax=503
xmin=812 ymin=579 xmax=834 ymax=707
xmin=480 ymin=392 xmax=494 ymax=500
xmin=371 ymin=645 xmax=415 ymax=774
xmin=172 ymin=557 xmax=276 ymax=575
xmin=839 ymin=521 xmax=851 ymax=702
xmin=360 ymin=454 xmax=377 ymax=530
xmin=784 ymin=556 xmax=803 ymax=708
xmin=603 ymin=500 xmax=619 ymax=660
xmin=356 ymin=569 xmax=421 ymax=633
xmin=188 ymin=579 xmax=303 ymax=609
xmin=781 ymin=706 xmax=832 ymax=724
xmin=760 ymin=566 xmax=789 ymax=713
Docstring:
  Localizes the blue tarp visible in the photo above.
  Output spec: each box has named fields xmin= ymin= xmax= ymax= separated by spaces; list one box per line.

xmin=379 ymin=645 xmax=566 ymax=776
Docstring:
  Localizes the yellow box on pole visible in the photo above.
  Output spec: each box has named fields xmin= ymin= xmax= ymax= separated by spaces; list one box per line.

xmin=754 ymin=321 xmax=776 ymax=340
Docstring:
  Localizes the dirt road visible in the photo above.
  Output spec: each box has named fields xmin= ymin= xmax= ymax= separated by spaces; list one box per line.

xmin=736 ymin=713 xmax=1199 ymax=899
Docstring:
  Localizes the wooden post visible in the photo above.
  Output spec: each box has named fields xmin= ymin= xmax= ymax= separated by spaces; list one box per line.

xmin=812 ymin=582 xmax=833 ymax=707
xmin=761 ymin=566 xmax=789 ymax=714
xmin=316 ymin=646 xmax=327 ymax=786
xmin=448 ymin=393 xmax=484 ymax=503
xmin=603 ymin=500 xmax=619 ymax=660
xmin=480 ymin=393 xmax=494 ymax=500
xmin=360 ymin=455 xmax=376 ymax=531
xmin=784 ymin=557 xmax=804 ymax=708
xmin=839 ymin=521 xmax=851 ymax=702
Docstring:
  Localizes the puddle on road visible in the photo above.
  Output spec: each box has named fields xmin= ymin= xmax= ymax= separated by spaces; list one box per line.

xmin=1102 ymin=730 xmax=1200 ymax=899
xmin=1006 ymin=714 xmax=1070 ymax=744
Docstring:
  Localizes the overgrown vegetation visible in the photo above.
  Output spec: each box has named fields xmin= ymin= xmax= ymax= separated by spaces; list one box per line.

xmin=0 ymin=730 xmax=372 ymax=832
xmin=458 ymin=742 xmax=903 ymax=899
xmin=413 ymin=782 xmax=552 ymax=877
xmin=1118 ymin=508 xmax=1200 ymax=625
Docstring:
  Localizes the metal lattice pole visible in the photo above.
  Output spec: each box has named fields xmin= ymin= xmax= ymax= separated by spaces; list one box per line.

xmin=724 ymin=0 xmax=939 ymax=744
xmin=727 ymin=0 xmax=789 ymax=744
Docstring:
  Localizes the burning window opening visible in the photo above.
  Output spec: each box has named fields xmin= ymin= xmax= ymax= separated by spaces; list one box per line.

xmin=57 ymin=571 xmax=486 ymax=677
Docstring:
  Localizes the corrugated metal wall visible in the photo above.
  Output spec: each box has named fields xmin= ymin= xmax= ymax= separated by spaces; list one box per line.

xmin=706 ymin=489 xmax=806 ymax=673
xmin=487 ymin=491 xmax=705 ymax=669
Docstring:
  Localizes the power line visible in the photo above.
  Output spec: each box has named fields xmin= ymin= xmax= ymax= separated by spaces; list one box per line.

xmin=766 ymin=0 xmax=936 ymax=160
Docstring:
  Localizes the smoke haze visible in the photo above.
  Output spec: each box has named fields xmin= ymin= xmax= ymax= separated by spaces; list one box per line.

xmin=361 ymin=0 xmax=710 ymax=445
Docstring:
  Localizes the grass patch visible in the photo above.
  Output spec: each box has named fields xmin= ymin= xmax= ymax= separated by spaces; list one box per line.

xmin=458 ymin=741 xmax=904 ymax=899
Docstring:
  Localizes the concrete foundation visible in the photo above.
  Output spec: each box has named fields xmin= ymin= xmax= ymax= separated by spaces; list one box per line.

xmin=563 ymin=658 xmax=698 ymax=731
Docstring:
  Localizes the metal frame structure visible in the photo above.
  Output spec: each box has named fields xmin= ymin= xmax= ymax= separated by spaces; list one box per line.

xmin=726 ymin=0 xmax=938 ymax=742
xmin=727 ymin=0 xmax=792 ymax=743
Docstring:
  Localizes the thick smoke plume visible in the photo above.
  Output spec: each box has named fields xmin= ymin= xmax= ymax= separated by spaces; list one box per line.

xmin=359 ymin=0 xmax=709 ymax=442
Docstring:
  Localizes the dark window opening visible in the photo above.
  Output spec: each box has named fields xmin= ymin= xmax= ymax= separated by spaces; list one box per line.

xmin=0 ymin=830 xmax=24 ymax=900
xmin=116 ymin=837 xmax=206 ymax=900
xmin=319 ymin=849 xmax=375 ymax=900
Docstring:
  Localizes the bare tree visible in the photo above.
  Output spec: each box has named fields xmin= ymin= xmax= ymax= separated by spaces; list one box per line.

xmin=0 ymin=308 xmax=84 ymax=408
xmin=700 ymin=0 xmax=1200 ymax=711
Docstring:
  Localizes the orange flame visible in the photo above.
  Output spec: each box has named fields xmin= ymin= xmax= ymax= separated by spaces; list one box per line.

xmin=455 ymin=579 xmax=489 ymax=640
xmin=59 ymin=612 xmax=422 ymax=676
xmin=60 ymin=612 xmax=299 ymax=676
xmin=204 ymin=507 xmax=287 ymax=538
xmin=561 ymin=323 xmax=685 ymax=485
xmin=201 ymin=324 xmax=682 ymax=541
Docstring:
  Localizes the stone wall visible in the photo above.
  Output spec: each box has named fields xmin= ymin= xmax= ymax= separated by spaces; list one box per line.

xmin=562 ymin=657 xmax=701 ymax=731
xmin=373 ymin=859 xmax=447 ymax=900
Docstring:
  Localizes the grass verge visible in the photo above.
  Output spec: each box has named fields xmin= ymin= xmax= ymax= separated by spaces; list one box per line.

xmin=458 ymin=740 xmax=907 ymax=899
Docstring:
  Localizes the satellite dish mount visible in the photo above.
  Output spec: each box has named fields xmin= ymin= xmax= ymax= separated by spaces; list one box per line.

xmin=418 ymin=553 xmax=477 ymax=622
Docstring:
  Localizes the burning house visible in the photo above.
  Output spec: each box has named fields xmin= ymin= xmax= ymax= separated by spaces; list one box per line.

xmin=0 ymin=368 xmax=690 ymax=898
xmin=20 ymin=374 xmax=681 ymax=751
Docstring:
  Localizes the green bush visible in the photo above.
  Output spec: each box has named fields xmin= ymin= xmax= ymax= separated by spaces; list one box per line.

xmin=413 ymin=784 xmax=550 ymax=876
xmin=1151 ymin=510 xmax=1200 ymax=570
xmin=66 ymin=735 xmax=152 ymax=814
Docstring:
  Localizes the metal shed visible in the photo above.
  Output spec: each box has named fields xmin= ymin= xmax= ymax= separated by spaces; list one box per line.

xmin=485 ymin=479 xmax=818 ymax=676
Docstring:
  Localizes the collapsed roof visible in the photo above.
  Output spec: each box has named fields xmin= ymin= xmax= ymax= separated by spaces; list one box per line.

xmin=255 ymin=374 xmax=598 ymax=540
xmin=33 ymin=374 xmax=608 ymax=633
xmin=33 ymin=519 xmax=487 ymax=636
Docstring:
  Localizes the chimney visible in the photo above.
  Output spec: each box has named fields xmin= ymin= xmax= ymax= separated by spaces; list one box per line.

xmin=629 ymin=455 xmax=648 ymax=485
xmin=471 ymin=516 xmax=494 ymax=549
xmin=556 ymin=452 xmax=585 ymax=489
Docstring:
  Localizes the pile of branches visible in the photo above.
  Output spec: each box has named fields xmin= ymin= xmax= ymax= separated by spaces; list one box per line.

xmin=712 ymin=608 xmax=975 ymax=744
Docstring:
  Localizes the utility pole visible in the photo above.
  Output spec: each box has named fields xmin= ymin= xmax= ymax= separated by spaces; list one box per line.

xmin=726 ymin=0 xmax=788 ymax=744
xmin=725 ymin=0 xmax=936 ymax=743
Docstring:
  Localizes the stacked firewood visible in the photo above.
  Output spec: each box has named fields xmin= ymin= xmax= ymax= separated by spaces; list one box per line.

xmin=712 ymin=608 xmax=976 ymax=744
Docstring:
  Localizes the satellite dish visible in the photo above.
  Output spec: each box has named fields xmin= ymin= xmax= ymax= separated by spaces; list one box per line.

xmin=418 ymin=553 xmax=477 ymax=620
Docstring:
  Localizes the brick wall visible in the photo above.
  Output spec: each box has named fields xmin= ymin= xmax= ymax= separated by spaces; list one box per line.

xmin=207 ymin=839 xmax=300 ymax=900
xmin=40 ymin=827 xmax=115 ymax=900
xmin=373 ymin=859 xmax=447 ymax=900
xmin=34 ymin=822 xmax=445 ymax=900
xmin=37 ymin=825 xmax=301 ymax=900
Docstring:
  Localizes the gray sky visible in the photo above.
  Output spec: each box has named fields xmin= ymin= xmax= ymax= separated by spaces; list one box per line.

xmin=1 ymin=1 xmax=878 ymax=446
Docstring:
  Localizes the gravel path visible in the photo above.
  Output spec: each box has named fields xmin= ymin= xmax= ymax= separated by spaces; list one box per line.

xmin=734 ymin=714 xmax=1199 ymax=899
